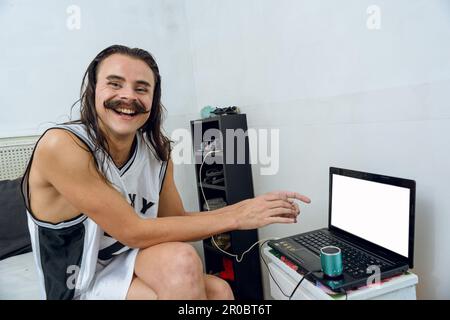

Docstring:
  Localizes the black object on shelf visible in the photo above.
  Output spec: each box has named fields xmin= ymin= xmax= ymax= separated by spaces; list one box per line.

xmin=190 ymin=114 xmax=263 ymax=300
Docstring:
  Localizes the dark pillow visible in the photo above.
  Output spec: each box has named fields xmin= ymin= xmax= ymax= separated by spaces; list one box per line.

xmin=0 ymin=177 xmax=32 ymax=260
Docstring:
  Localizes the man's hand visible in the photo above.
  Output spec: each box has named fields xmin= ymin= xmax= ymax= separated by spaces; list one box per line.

xmin=232 ymin=191 xmax=311 ymax=230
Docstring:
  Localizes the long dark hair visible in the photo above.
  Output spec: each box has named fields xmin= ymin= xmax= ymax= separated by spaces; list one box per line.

xmin=68 ymin=45 xmax=171 ymax=176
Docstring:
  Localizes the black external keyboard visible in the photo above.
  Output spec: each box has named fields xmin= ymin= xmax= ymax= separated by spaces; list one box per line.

xmin=292 ymin=231 xmax=391 ymax=279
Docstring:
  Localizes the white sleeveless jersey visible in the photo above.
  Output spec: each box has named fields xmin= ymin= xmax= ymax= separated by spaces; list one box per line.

xmin=21 ymin=123 xmax=168 ymax=299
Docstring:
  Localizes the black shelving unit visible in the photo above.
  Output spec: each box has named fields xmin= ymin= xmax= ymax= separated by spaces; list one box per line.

xmin=190 ymin=114 xmax=263 ymax=300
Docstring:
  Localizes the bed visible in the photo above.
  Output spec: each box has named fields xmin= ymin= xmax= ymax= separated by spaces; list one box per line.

xmin=0 ymin=135 xmax=41 ymax=299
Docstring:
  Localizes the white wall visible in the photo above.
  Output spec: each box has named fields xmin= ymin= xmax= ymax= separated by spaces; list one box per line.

xmin=2 ymin=0 xmax=449 ymax=299
xmin=0 ymin=0 xmax=197 ymax=137
xmin=0 ymin=0 xmax=206 ymax=272
xmin=183 ymin=0 xmax=450 ymax=299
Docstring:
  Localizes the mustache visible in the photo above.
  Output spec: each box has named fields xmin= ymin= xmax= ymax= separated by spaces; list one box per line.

xmin=103 ymin=98 xmax=150 ymax=114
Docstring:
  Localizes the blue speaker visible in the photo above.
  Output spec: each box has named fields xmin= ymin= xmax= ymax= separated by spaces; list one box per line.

xmin=320 ymin=246 xmax=343 ymax=278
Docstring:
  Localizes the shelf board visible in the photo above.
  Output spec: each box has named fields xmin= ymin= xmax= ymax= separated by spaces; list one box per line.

xmin=190 ymin=116 xmax=221 ymax=124
xmin=194 ymin=151 xmax=224 ymax=162
xmin=194 ymin=150 xmax=223 ymax=155
xmin=197 ymin=182 xmax=226 ymax=191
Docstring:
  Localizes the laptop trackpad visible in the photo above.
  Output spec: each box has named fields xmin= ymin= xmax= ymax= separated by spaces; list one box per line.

xmin=291 ymin=248 xmax=322 ymax=271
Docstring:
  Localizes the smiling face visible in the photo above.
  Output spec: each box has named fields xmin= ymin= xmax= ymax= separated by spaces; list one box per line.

xmin=94 ymin=53 xmax=156 ymax=140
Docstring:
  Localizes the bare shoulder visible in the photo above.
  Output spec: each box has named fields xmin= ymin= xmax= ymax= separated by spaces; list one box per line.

xmin=29 ymin=129 xmax=98 ymax=223
xmin=35 ymin=128 xmax=93 ymax=167
xmin=36 ymin=128 xmax=90 ymax=158
xmin=32 ymin=128 xmax=100 ymax=187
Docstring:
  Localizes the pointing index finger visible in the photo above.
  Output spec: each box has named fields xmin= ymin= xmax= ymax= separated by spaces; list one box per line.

xmin=278 ymin=191 xmax=311 ymax=203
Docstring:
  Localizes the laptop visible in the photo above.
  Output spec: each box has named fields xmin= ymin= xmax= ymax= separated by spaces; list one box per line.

xmin=268 ymin=167 xmax=416 ymax=292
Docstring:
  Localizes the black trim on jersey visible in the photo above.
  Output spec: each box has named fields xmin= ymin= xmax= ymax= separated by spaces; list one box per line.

xmin=119 ymin=158 xmax=135 ymax=177
xmin=20 ymin=127 xmax=96 ymax=227
xmin=29 ymin=214 xmax=87 ymax=230
xmin=142 ymin=131 xmax=160 ymax=161
xmin=98 ymin=241 xmax=126 ymax=261
xmin=113 ymin=136 xmax=138 ymax=177
xmin=119 ymin=147 xmax=138 ymax=177
xmin=38 ymin=222 xmax=85 ymax=300
xmin=159 ymin=161 xmax=168 ymax=194
xmin=49 ymin=126 xmax=97 ymax=156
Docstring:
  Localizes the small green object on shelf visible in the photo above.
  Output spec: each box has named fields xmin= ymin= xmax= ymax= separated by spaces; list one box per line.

xmin=200 ymin=105 xmax=215 ymax=119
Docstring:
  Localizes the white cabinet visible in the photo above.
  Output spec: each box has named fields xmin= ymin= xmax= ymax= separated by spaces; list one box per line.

xmin=263 ymin=248 xmax=418 ymax=300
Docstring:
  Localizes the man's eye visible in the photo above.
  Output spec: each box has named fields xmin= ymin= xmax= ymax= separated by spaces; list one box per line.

xmin=136 ymin=88 xmax=148 ymax=93
xmin=108 ymin=82 xmax=121 ymax=88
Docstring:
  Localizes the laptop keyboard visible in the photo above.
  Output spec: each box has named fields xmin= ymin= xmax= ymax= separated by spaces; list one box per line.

xmin=292 ymin=231 xmax=391 ymax=279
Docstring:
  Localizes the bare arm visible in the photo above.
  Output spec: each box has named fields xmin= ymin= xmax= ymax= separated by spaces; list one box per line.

xmin=36 ymin=129 xmax=310 ymax=249
xmin=157 ymin=159 xmax=218 ymax=218
xmin=157 ymin=159 xmax=187 ymax=217
xmin=157 ymin=159 xmax=308 ymax=221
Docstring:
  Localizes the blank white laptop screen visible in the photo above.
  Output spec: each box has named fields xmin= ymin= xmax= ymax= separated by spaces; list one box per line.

xmin=331 ymin=174 xmax=410 ymax=258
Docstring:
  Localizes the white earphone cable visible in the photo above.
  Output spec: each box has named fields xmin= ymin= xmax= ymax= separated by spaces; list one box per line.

xmin=199 ymin=150 xmax=277 ymax=262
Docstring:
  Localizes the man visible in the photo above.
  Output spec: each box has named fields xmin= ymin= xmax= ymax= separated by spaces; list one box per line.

xmin=21 ymin=45 xmax=311 ymax=300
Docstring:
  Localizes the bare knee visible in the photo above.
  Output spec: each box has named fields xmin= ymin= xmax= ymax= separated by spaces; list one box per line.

xmin=205 ymin=275 xmax=235 ymax=300
xmin=127 ymin=276 xmax=158 ymax=300
xmin=221 ymin=281 xmax=234 ymax=300
xmin=172 ymin=243 xmax=204 ymax=275
xmin=164 ymin=243 xmax=204 ymax=288
xmin=137 ymin=242 xmax=203 ymax=275
xmin=136 ymin=242 xmax=206 ymax=299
